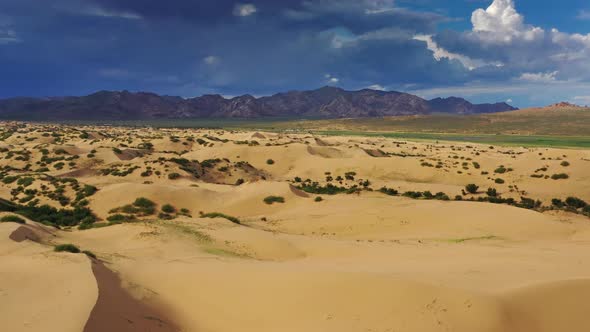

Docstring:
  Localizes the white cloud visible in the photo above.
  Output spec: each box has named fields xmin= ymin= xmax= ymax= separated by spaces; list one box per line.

xmin=518 ymin=71 xmax=558 ymax=83
xmin=573 ymin=96 xmax=590 ymax=104
xmin=414 ymin=34 xmax=485 ymax=70
xmin=203 ymin=56 xmax=221 ymax=65
xmin=577 ymin=10 xmax=590 ymax=20
xmin=78 ymin=6 xmax=142 ymax=19
xmin=0 ymin=28 xmax=19 ymax=44
xmin=233 ymin=3 xmax=257 ymax=17
xmin=470 ymin=0 xmax=544 ymax=43
xmin=325 ymin=74 xmax=339 ymax=84
xmin=367 ymin=84 xmax=386 ymax=91
xmin=433 ymin=0 xmax=590 ymax=84
xmin=506 ymin=98 xmax=513 ymax=103
xmin=0 ymin=15 xmax=20 ymax=44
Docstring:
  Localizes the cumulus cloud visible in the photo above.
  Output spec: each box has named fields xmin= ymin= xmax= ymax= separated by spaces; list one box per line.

xmin=434 ymin=0 xmax=590 ymax=83
xmin=233 ymin=3 xmax=257 ymax=17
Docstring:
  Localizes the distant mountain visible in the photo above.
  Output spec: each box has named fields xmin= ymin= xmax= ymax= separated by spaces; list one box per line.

xmin=0 ymin=87 xmax=517 ymax=120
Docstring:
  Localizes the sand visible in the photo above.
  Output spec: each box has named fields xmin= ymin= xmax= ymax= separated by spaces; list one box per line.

xmin=1 ymin=122 xmax=590 ymax=331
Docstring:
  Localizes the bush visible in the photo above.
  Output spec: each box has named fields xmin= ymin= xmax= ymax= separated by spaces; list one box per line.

xmin=486 ymin=188 xmax=497 ymax=197
xmin=379 ymin=187 xmax=399 ymax=196
xmin=15 ymin=205 xmax=95 ymax=227
xmin=565 ymin=197 xmax=587 ymax=209
xmin=107 ymin=214 xmax=135 ymax=222
xmin=133 ymin=197 xmax=155 ymax=208
xmin=54 ymin=244 xmax=81 ymax=253
xmin=168 ymin=172 xmax=181 ymax=180
xmin=495 ymin=178 xmax=505 ymax=184
xmin=551 ymin=198 xmax=564 ymax=208
xmin=465 ymin=184 xmax=479 ymax=194
xmin=0 ymin=215 xmax=25 ymax=224
xmin=264 ymin=196 xmax=285 ymax=205
xmin=266 ymin=159 xmax=275 ymax=165
xmin=494 ymin=166 xmax=507 ymax=174
xmin=314 ymin=196 xmax=323 ymax=202
xmin=560 ymin=161 xmax=570 ymax=167
xmin=551 ymin=173 xmax=569 ymax=180
xmin=161 ymin=204 xmax=175 ymax=213
xmin=403 ymin=191 xmax=422 ymax=199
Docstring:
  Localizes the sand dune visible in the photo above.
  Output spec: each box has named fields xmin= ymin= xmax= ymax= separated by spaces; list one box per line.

xmin=1 ymin=123 xmax=590 ymax=331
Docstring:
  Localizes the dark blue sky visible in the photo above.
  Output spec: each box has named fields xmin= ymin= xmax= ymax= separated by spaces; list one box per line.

xmin=1 ymin=0 xmax=590 ymax=107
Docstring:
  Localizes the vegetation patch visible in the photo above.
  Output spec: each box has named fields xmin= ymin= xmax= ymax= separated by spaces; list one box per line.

xmin=54 ymin=244 xmax=81 ymax=253
xmin=200 ymin=212 xmax=241 ymax=225
xmin=263 ymin=196 xmax=285 ymax=205
xmin=0 ymin=215 xmax=26 ymax=224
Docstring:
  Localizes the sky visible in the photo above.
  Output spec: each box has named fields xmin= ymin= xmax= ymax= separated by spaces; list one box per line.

xmin=1 ymin=0 xmax=590 ymax=108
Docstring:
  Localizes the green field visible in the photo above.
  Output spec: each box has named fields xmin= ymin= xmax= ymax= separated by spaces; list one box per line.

xmin=46 ymin=108 xmax=590 ymax=148
xmin=311 ymin=131 xmax=590 ymax=148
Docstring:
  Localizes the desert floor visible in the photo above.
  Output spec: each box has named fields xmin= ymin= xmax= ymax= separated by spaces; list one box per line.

xmin=1 ymin=122 xmax=590 ymax=332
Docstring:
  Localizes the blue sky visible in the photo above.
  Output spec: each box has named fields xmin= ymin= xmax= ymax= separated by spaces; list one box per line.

xmin=1 ymin=0 xmax=590 ymax=108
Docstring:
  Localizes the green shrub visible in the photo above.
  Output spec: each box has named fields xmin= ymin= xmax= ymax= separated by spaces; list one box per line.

xmin=54 ymin=244 xmax=81 ymax=253
xmin=494 ymin=166 xmax=507 ymax=174
xmin=560 ymin=161 xmax=570 ymax=167
xmin=266 ymin=159 xmax=275 ymax=165
xmin=379 ymin=187 xmax=399 ymax=196
xmin=168 ymin=172 xmax=181 ymax=180
xmin=565 ymin=197 xmax=587 ymax=209
xmin=0 ymin=215 xmax=25 ymax=224
xmin=465 ymin=184 xmax=479 ymax=194
xmin=133 ymin=197 xmax=155 ymax=208
xmin=403 ymin=191 xmax=422 ymax=199
xmin=486 ymin=188 xmax=497 ymax=197
xmin=107 ymin=214 xmax=135 ymax=222
xmin=314 ymin=196 xmax=323 ymax=202
xmin=264 ymin=196 xmax=285 ymax=205
xmin=112 ymin=147 xmax=122 ymax=154
xmin=551 ymin=198 xmax=564 ymax=208
xmin=161 ymin=204 xmax=175 ymax=213
xmin=551 ymin=173 xmax=569 ymax=180
xmin=201 ymin=212 xmax=241 ymax=225
xmin=495 ymin=178 xmax=505 ymax=184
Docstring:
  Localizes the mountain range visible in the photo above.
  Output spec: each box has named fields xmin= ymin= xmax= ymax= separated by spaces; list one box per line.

xmin=0 ymin=87 xmax=517 ymax=120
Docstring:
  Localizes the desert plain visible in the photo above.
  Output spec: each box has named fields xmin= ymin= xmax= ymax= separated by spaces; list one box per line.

xmin=1 ymin=120 xmax=590 ymax=332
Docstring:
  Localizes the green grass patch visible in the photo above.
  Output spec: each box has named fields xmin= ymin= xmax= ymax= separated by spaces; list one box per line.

xmin=1 ymin=215 xmax=26 ymax=224
xmin=201 ymin=212 xmax=241 ymax=225
xmin=54 ymin=244 xmax=81 ymax=253
xmin=447 ymin=235 xmax=500 ymax=243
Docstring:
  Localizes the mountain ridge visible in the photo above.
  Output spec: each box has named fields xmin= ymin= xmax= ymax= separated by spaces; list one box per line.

xmin=0 ymin=86 xmax=517 ymax=120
